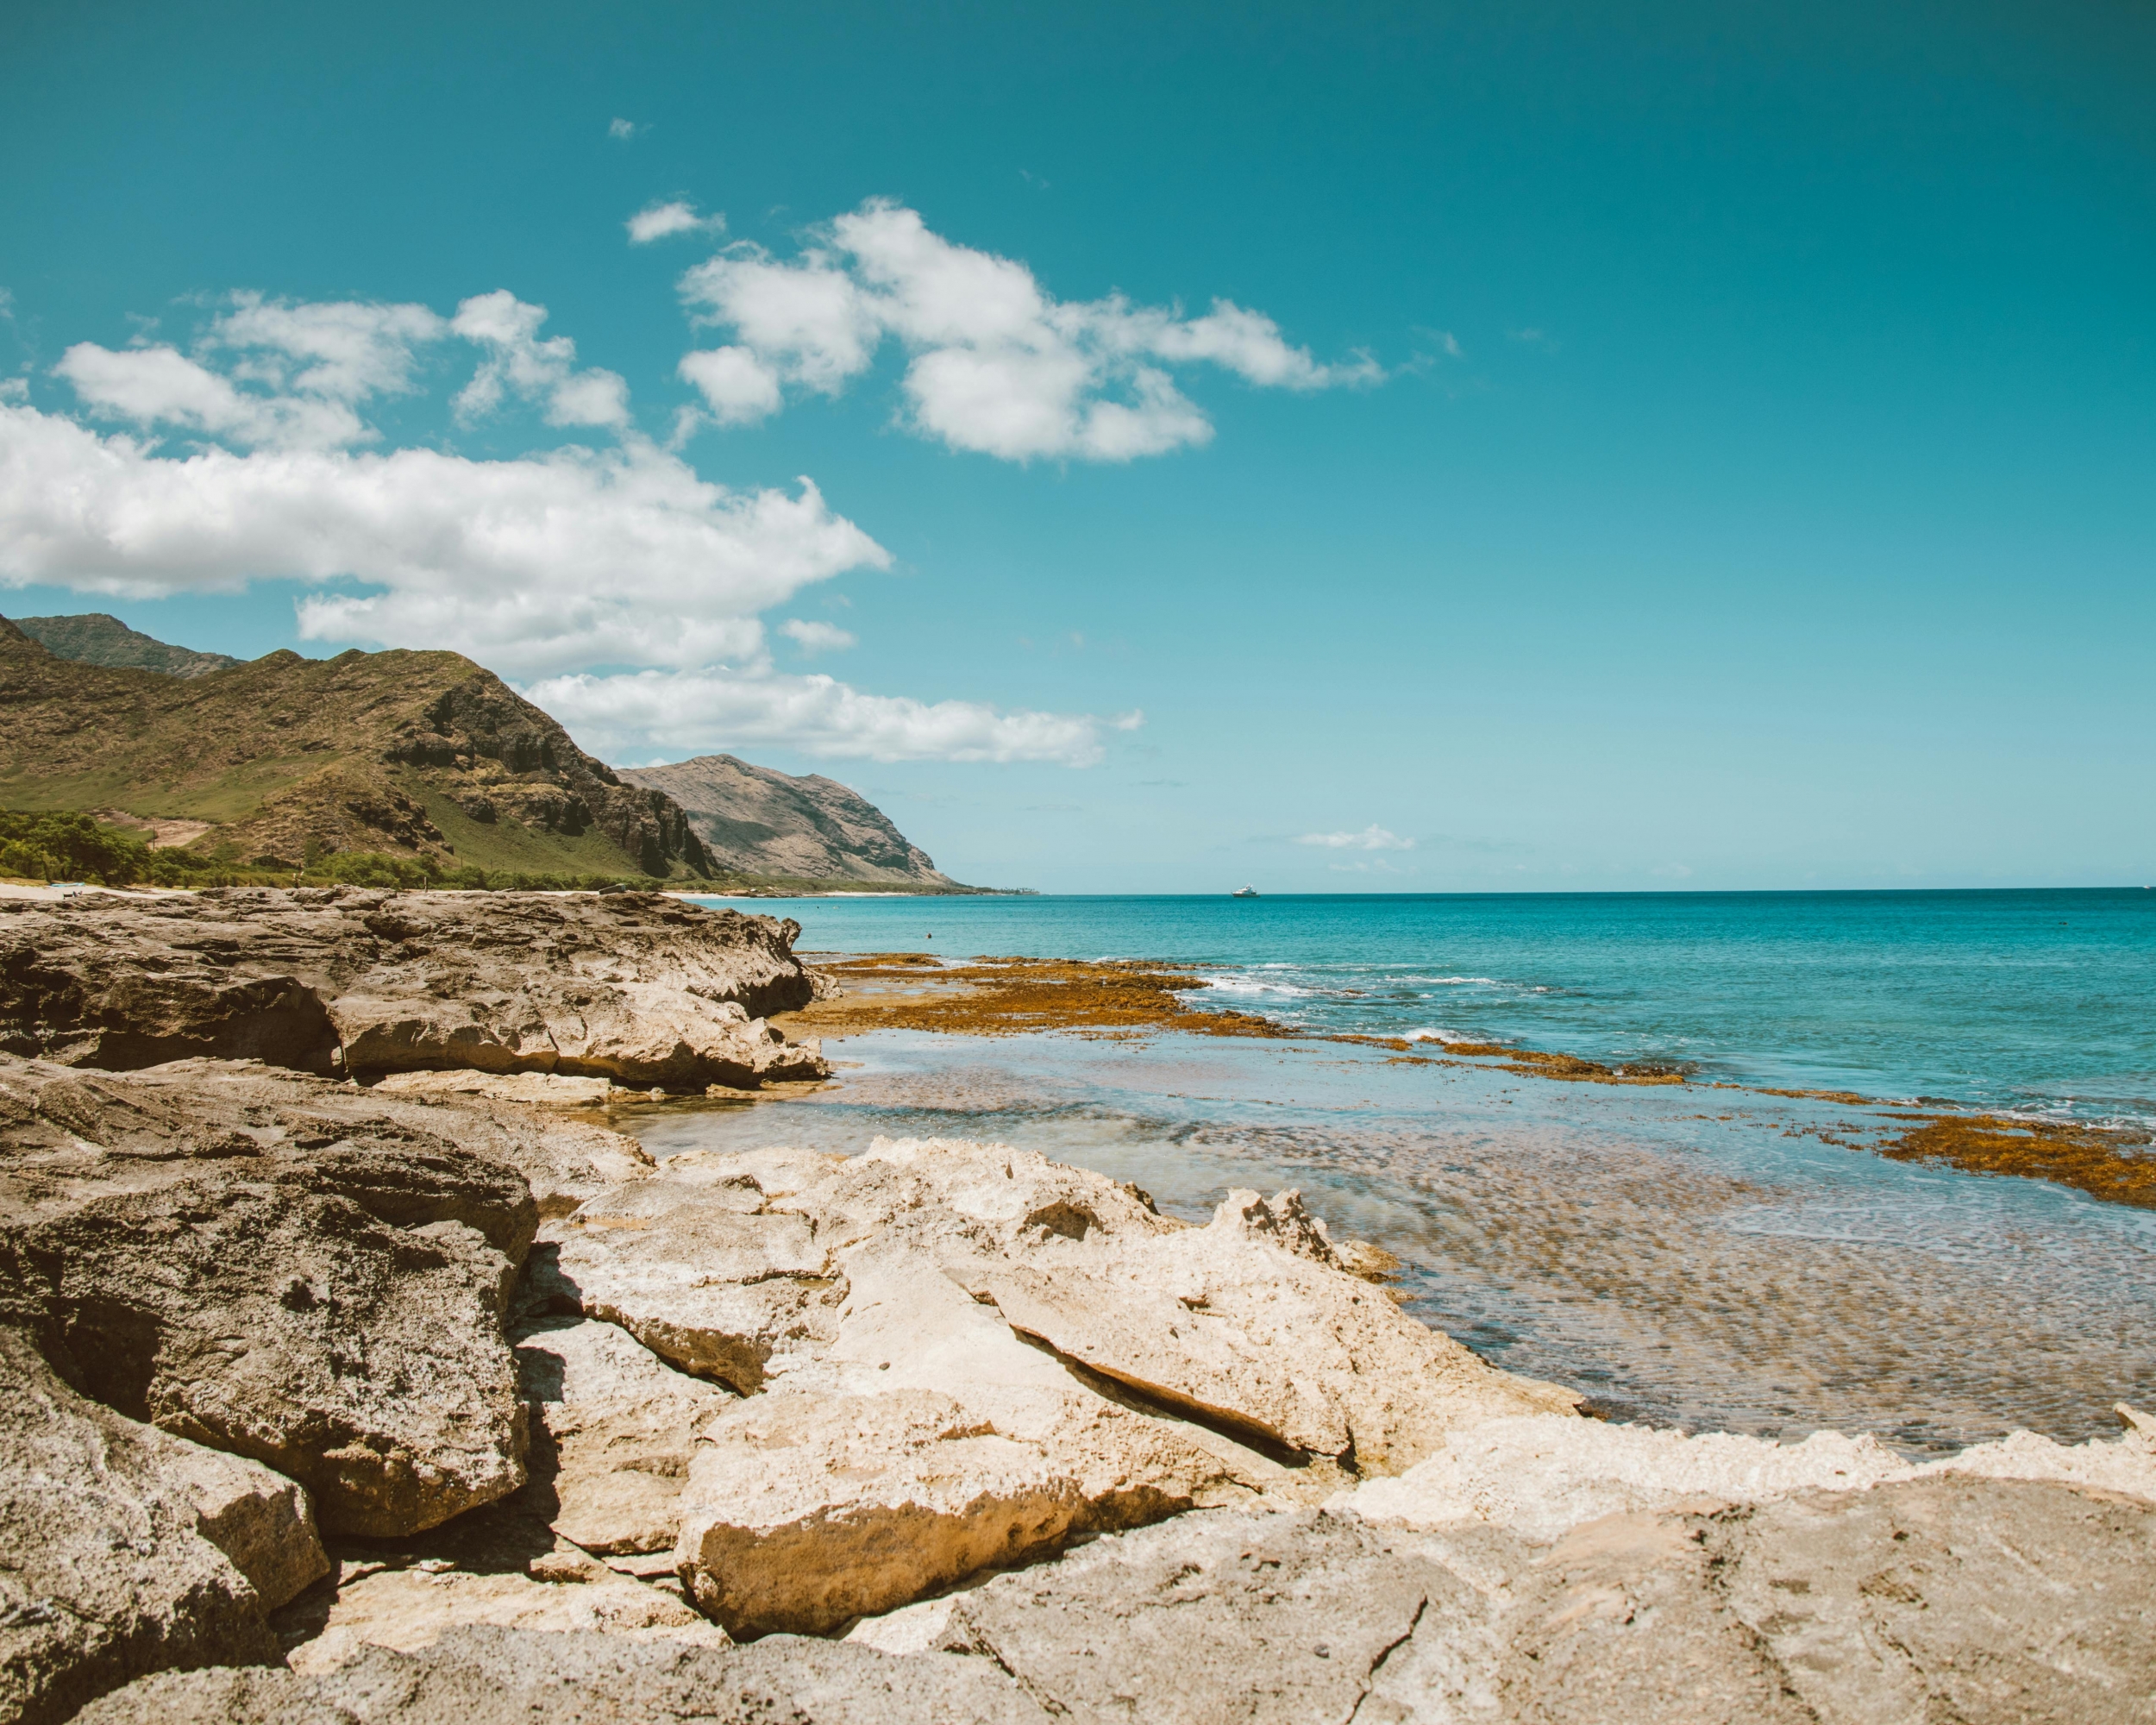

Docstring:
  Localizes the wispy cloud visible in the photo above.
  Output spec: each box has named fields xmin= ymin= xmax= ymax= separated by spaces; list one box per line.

xmin=627 ymin=201 xmax=723 ymax=245
xmin=1296 ymin=824 xmax=1414 ymax=851
xmin=608 ymin=117 xmax=642 ymax=141
xmin=674 ymin=198 xmax=1382 ymax=461
xmin=780 ymin=618 xmax=855 ymax=653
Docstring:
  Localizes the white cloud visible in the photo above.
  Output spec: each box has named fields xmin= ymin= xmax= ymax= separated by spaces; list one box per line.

xmin=678 ymin=345 xmax=782 ymax=424
xmin=5 ymin=281 xmax=1119 ymax=765
xmin=530 ymin=667 xmax=1119 ymax=765
xmin=209 ymin=292 xmax=447 ymax=402
xmin=628 ymin=201 xmax=723 ymax=244
xmin=1297 ymin=825 xmax=1415 ymax=850
xmin=450 ymin=291 xmax=630 ymax=429
xmin=676 ymin=199 xmax=1379 ymax=461
xmin=780 ymin=618 xmax=855 ymax=653
xmin=608 ymin=117 xmax=640 ymax=140
xmin=0 ymin=379 xmax=22 ymax=403
xmin=53 ymin=342 xmax=369 ymax=450
xmin=0 ymin=399 xmax=887 ymax=675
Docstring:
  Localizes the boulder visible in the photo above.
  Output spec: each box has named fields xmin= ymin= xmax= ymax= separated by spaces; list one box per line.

xmin=0 ymin=1330 xmax=323 ymax=1725
xmin=511 ymin=1316 xmax=729 ymax=1556
xmin=981 ymin=1187 xmax=1578 ymax=1471
xmin=75 ymin=1625 xmax=1052 ymax=1724
xmin=0 ymin=1054 xmax=534 ymax=1537
xmin=539 ymin=1171 xmax=843 ymax=1391
xmin=0 ymin=888 xmax=827 ymax=1088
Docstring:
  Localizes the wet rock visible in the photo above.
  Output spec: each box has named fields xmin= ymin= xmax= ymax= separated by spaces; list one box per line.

xmin=0 ymin=1054 xmax=533 ymax=1537
xmin=0 ymin=1330 xmax=320 ymax=1725
xmin=76 ymin=1625 xmax=1052 ymax=1723
xmin=0 ymin=888 xmax=826 ymax=1088
xmin=511 ymin=1316 xmax=728 ymax=1555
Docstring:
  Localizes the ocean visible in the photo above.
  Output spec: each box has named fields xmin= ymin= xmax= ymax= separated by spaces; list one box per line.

xmin=652 ymin=889 xmax=2156 ymax=1451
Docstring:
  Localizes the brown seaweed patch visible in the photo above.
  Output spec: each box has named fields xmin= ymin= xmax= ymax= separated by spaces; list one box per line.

xmin=1871 ymin=1113 xmax=2156 ymax=1209
xmin=784 ymin=953 xmax=1295 ymax=1042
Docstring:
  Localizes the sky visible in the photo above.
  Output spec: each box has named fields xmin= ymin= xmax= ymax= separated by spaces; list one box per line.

xmin=1 ymin=0 xmax=2152 ymax=893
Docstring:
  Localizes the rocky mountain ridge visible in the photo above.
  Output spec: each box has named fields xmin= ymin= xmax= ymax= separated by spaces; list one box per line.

xmin=0 ymin=618 xmax=711 ymax=878
xmin=15 ymin=612 xmax=241 ymax=679
xmin=618 ymin=753 xmax=955 ymax=888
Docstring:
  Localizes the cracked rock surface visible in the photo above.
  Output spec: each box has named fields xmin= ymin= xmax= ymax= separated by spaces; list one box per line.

xmin=0 ymin=888 xmax=827 ymax=1088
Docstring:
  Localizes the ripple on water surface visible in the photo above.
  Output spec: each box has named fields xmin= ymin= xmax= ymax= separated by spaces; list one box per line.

xmin=624 ymin=1029 xmax=2156 ymax=1453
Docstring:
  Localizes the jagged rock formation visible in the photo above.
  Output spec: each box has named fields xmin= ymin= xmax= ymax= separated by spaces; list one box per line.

xmin=0 ymin=888 xmax=827 ymax=1089
xmin=0 ymin=618 xmax=709 ymax=876
xmin=14 ymin=612 xmax=241 ymax=679
xmin=617 ymin=753 xmax=954 ymax=886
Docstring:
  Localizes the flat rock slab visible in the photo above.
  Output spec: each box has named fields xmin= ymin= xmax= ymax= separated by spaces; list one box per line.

xmin=511 ymin=1316 xmax=729 ymax=1555
xmin=0 ymin=1055 xmax=533 ymax=1538
xmin=0 ymin=887 xmax=826 ymax=1088
xmin=77 ymin=1625 xmax=1052 ymax=1724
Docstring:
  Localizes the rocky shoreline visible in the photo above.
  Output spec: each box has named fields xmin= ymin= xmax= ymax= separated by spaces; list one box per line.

xmin=3 ymin=892 xmax=2151 ymax=1722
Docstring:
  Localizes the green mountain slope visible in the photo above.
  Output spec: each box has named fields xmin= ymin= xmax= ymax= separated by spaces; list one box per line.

xmin=16 ymin=612 xmax=241 ymax=678
xmin=618 ymin=753 xmax=956 ymax=886
xmin=0 ymin=618 xmax=712 ymax=878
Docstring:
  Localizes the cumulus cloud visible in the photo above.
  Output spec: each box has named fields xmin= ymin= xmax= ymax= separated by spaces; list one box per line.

xmin=608 ymin=117 xmax=641 ymax=140
xmin=780 ymin=618 xmax=855 ymax=653
xmin=210 ymin=292 xmax=448 ymax=401
xmin=0 ymin=398 xmax=886 ymax=675
xmin=628 ymin=201 xmax=723 ymax=244
xmin=53 ymin=342 xmax=369 ymax=450
xmin=529 ymin=667 xmax=1119 ymax=765
xmin=450 ymin=291 xmax=630 ymax=429
xmin=678 ymin=345 xmax=782 ymax=424
xmin=1297 ymin=825 xmax=1415 ymax=850
xmin=676 ymin=199 xmax=1380 ymax=461
xmin=4 ymin=279 xmax=1135 ymax=763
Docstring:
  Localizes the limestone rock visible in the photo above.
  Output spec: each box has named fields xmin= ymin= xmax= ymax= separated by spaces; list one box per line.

xmin=1338 ymin=1403 xmax=2156 ymax=1542
xmin=0 ymin=1330 xmax=321 ymax=1725
xmin=283 ymin=1562 xmax=725 ymax=1678
xmin=0 ymin=888 xmax=826 ymax=1088
xmin=371 ymin=1070 xmax=619 ymax=1108
xmin=981 ymin=1187 xmax=1579 ymax=1471
xmin=511 ymin=1317 xmax=728 ymax=1555
xmin=542 ymin=1176 xmax=841 ymax=1391
xmin=934 ymin=1507 xmax=1501 ymax=1725
xmin=0 ymin=1054 xmax=532 ymax=1537
xmin=77 ymin=1625 xmax=1052 ymax=1723
xmin=677 ymin=1385 xmax=1084 ymax=1639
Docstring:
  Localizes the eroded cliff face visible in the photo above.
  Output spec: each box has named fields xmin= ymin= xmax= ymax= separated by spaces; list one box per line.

xmin=618 ymin=754 xmax=953 ymax=885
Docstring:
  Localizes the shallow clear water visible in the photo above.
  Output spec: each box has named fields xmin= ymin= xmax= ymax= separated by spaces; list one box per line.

xmin=649 ymin=890 xmax=2156 ymax=1451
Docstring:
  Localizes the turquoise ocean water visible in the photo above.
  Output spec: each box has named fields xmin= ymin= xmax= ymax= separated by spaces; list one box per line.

xmin=648 ymin=889 xmax=2156 ymax=1450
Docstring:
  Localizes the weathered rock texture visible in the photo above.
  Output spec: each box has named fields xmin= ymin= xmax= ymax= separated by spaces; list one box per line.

xmin=0 ymin=887 xmax=825 ymax=1088
xmin=515 ymin=1135 xmax=1576 ymax=1638
xmin=77 ymin=1626 xmax=1052 ymax=1724
xmin=0 ymin=1330 xmax=323 ymax=1725
xmin=618 ymin=752 xmax=957 ymax=886
xmin=0 ymin=623 xmax=711 ymax=876
xmin=0 ymin=1054 xmax=536 ymax=1538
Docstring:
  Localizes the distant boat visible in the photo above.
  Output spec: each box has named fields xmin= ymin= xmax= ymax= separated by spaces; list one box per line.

xmin=1232 ymin=885 xmax=1259 ymax=898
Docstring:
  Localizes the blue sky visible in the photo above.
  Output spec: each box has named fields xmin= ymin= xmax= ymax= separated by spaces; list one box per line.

xmin=2 ymin=0 xmax=2151 ymax=891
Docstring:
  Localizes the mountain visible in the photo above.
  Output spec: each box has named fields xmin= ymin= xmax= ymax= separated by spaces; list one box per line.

xmin=0 ymin=618 xmax=711 ymax=878
xmin=16 ymin=612 xmax=241 ymax=679
xmin=618 ymin=754 xmax=956 ymax=887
